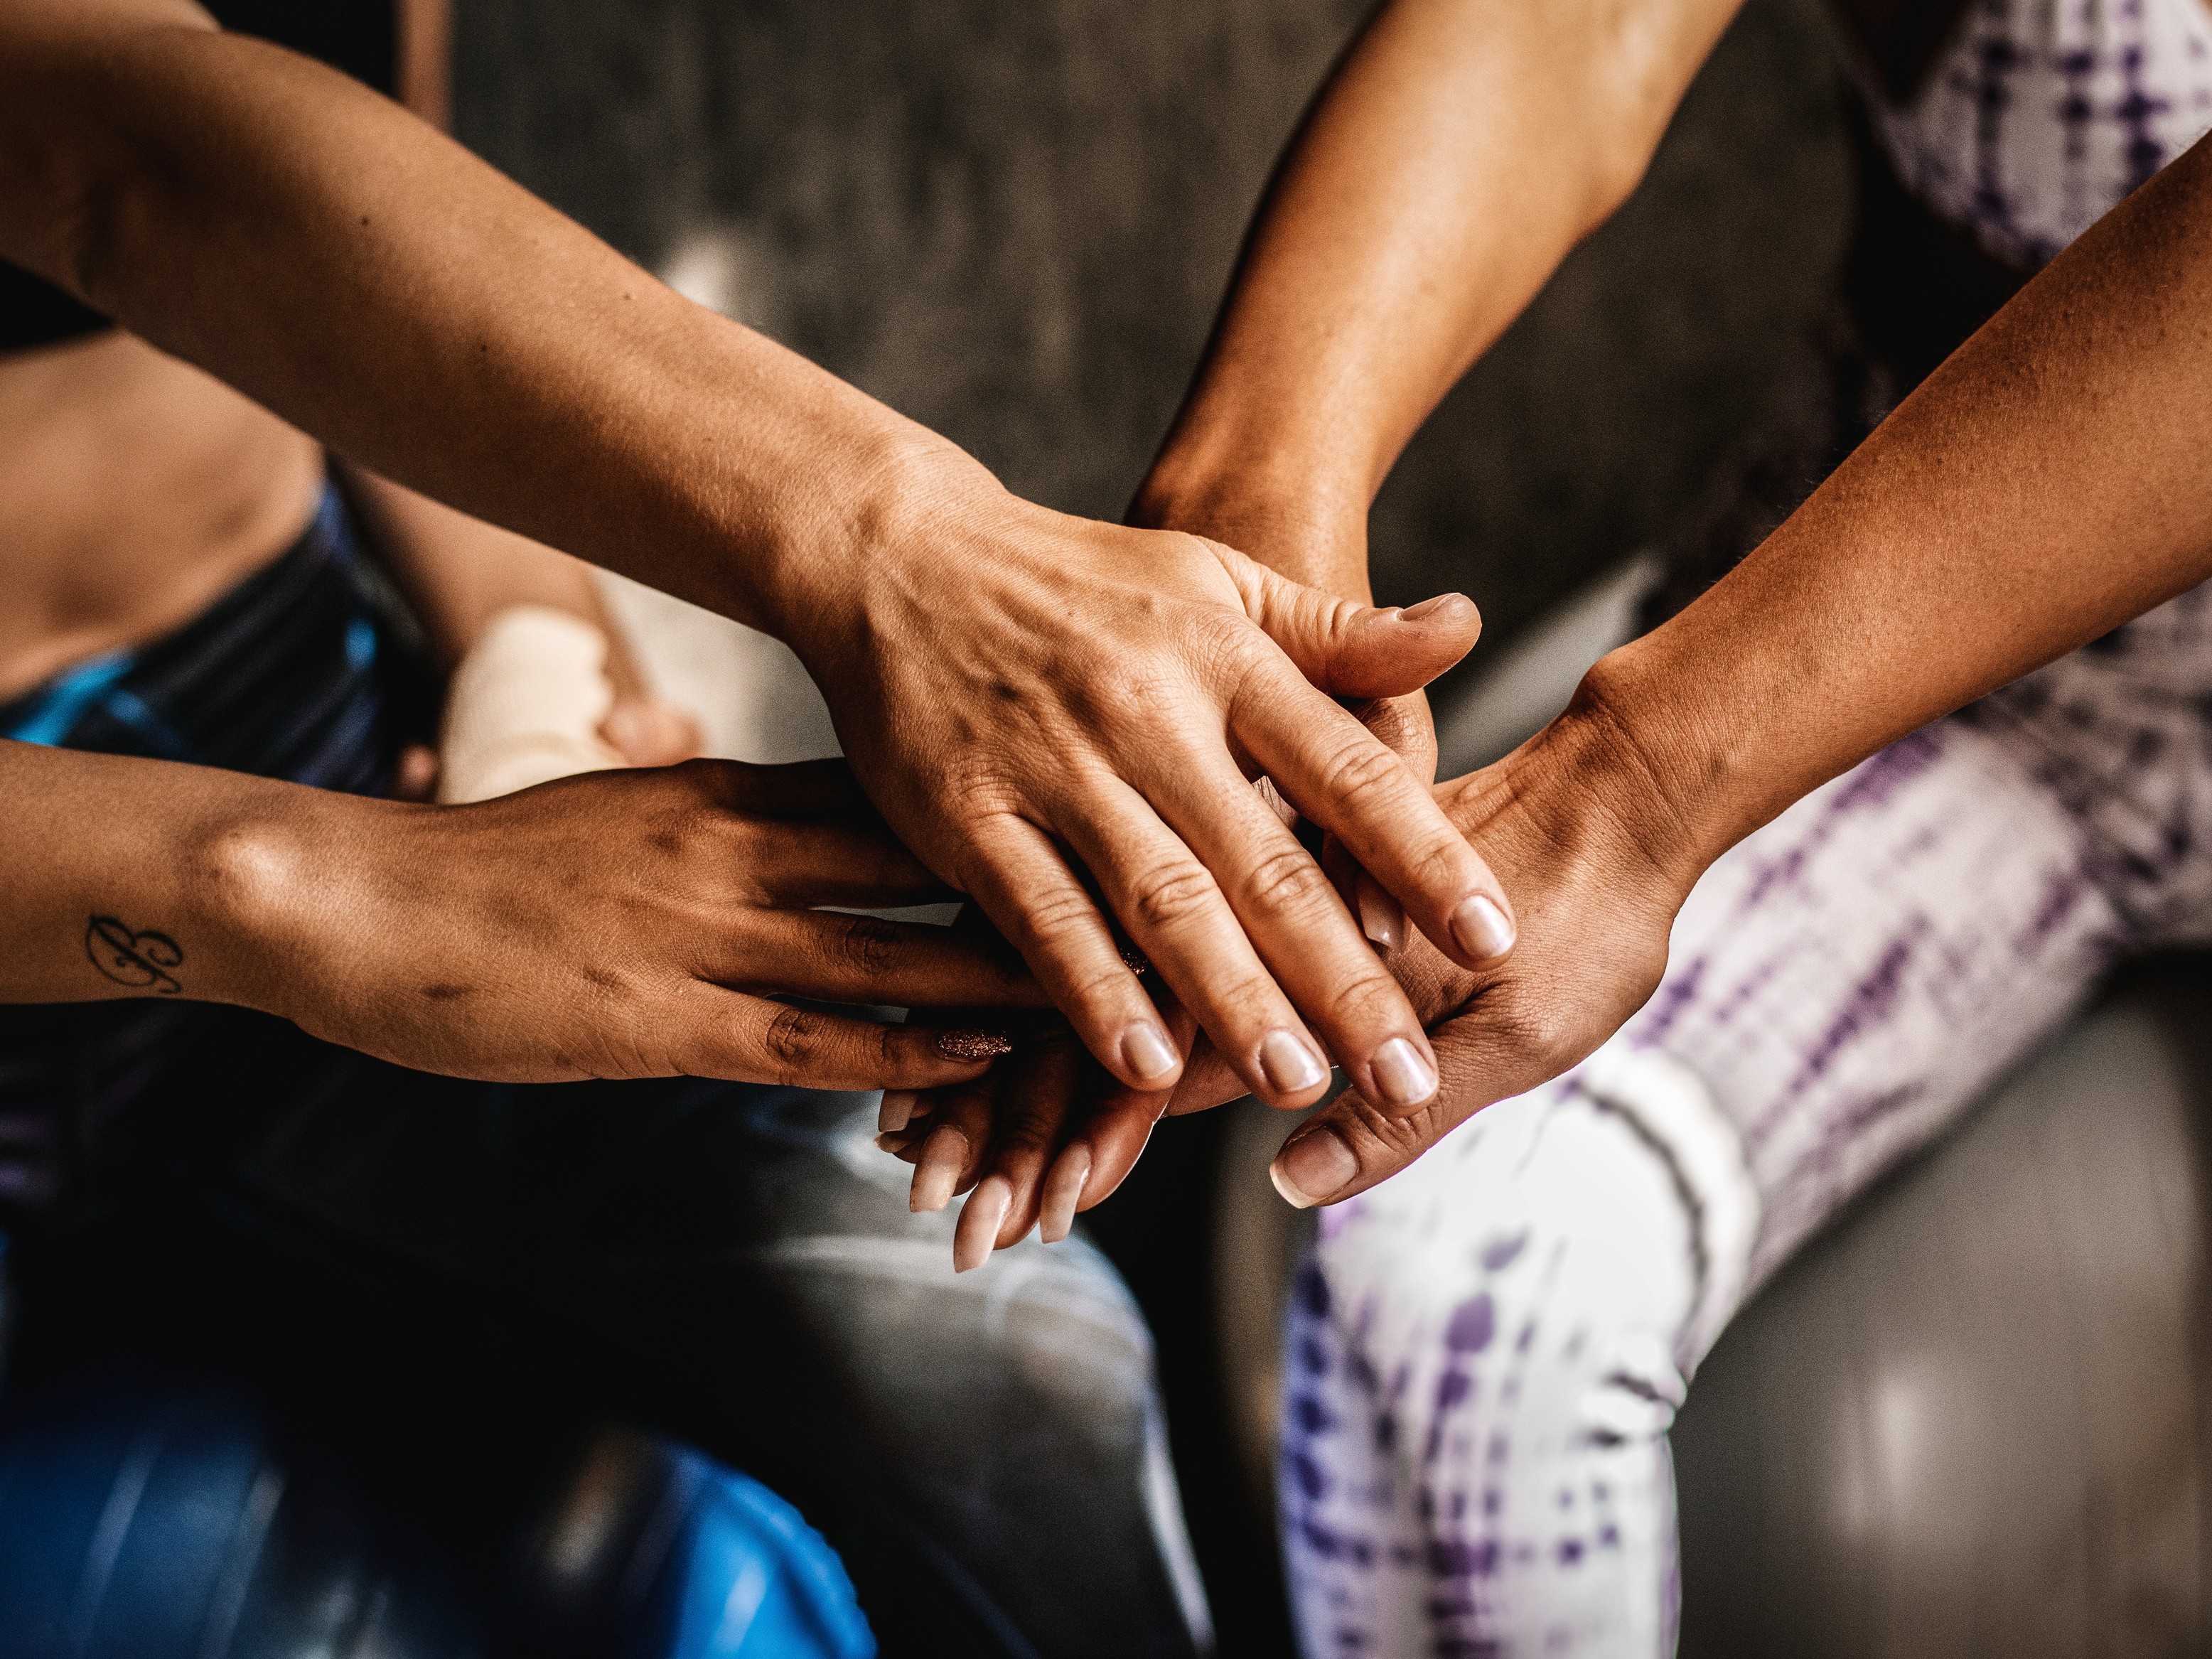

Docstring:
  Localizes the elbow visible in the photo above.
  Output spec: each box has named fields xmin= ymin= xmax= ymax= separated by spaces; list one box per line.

xmin=0 ymin=1 xmax=220 ymax=307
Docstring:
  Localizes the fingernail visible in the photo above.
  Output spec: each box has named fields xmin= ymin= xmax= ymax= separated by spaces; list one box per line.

xmin=1258 ymin=1029 xmax=1328 ymax=1096
xmin=955 ymin=1175 xmax=1014 ymax=1272
xmin=1399 ymin=594 xmax=1469 ymax=622
xmin=1449 ymin=893 xmax=1515 ymax=960
xmin=1040 ymin=1144 xmax=1092 ymax=1244
xmin=1269 ymin=1129 xmax=1358 ymax=1208
xmin=1369 ymin=1036 xmax=1438 ymax=1109
xmin=938 ymin=1029 xmax=1012 ymax=1062
xmin=1119 ymin=944 xmax=1152 ymax=977
xmin=1357 ymin=884 xmax=1405 ymax=952
xmin=911 ymin=1125 xmax=970 ymax=1213
xmin=1121 ymin=1021 xmax=1180 ymax=1083
xmin=879 ymin=1090 xmax=918 ymax=1134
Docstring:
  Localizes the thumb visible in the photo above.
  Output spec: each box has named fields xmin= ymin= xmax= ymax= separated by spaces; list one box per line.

xmin=1213 ymin=542 xmax=1481 ymax=699
xmin=1262 ymin=993 xmax=1588 ymax=1208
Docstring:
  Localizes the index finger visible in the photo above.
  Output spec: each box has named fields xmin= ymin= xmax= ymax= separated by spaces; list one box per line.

xmin=1231 ymin=655 xmax=1518 ymax=972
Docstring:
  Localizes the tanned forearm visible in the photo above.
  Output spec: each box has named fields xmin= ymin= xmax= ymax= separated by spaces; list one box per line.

xmin=0 ymin=740 xmax=306 ymax=1006
xmin=0 ymin=0 xmax=929 ymax=643
xmin=1136 ymin=0 xmax=1745 ymax=597
xmin=1586 ymin=131 xmax=2212 ymax=883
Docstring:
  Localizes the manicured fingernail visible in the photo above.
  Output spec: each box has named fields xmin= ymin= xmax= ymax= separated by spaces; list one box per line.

xmin=1369 ymin=1036 xmax=1437 ymax=1109
xmin=938 ymin=1029 xmax=1012 ymax=1062
xmin=1040 ymin=1145 xmax=1092 ymax=1244
xmin=911 ymin=1125 xmax=970 ymax=1213
xmin=1269 ymin=1129 xmax=1358 ymax=1208
xmin=879 ymin=1090 xmax=918 ymax=1133
xmin=1121 ymin=1021 xmax=1180 ymax=1083
xmin=955 ymin=1175 xmax=1013 ymax=1272
xmin=1357 ymin=884 xmax=1405 ymax=952
xmin=1449 ymin=894 xmax=1515 ymax=960
xmin=1259 ymin=1029 xmax=1328 ymax=1096
xmin=1399 ymin=594 xmax=1469 ymax=622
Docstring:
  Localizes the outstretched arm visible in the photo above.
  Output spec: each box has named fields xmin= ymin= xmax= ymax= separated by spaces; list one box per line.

xmin=0 ymin=0 xmax=1520 ymax=1116
xmin=1272 ymin=125 xmax=2212 ymax=1203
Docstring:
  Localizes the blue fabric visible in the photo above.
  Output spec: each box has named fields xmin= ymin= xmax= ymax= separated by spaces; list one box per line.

xmin=2 ymin=653 xmax=133 ymax=746
xmin=654 ymin=1453 xmax=876 ymax=1659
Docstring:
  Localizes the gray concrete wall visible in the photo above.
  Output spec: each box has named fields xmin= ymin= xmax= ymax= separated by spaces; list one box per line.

xmin=455 ymin=0 xmax=1854 ymax=662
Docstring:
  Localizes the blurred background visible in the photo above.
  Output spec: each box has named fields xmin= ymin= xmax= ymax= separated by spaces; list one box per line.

xmin=456 ymin=0 xmax=1851 ymax=700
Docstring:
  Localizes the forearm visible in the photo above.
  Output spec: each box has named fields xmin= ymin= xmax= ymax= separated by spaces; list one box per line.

xmin=0 ymin=740 xmax=322 ymax=1006
xmin=0 ymin=0 xmax=947 ymax=643
xmin=1136 ymin=0 xmax=1739 ymax=596
xmin=1589 ymin=132 xmax=2212 ymax=884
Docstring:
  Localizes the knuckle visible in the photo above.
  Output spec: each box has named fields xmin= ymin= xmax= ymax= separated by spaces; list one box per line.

xmin=994 ymin=1112 xmax=1056 ymax=1160
xmin=763 ymin=1004 xmax=822 ymax=1075
xmin=1496 ymin=998 xmax=1580 ymax=1075
xmin=1021 ymin=884 xmax=1107 ymax=948
xmin=1129 ymin=858 xmax=1222 ymax=933
xmin=1315 ymin=962 xmax=1414 ymax=1033
xmin=834 ymin=916 xmax=903 ymax=979
xmin=1237 ymin=844 xmax=1334 ymax=920
xmin=1315 ymin=737 xmax=1413 ymax=810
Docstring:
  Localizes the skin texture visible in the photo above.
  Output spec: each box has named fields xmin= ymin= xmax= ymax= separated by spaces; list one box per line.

xmin=916 ymin=0 xmax=2212 ymax=1262
xmin=3 ymin=744 xmax=1046 ymax=1088
xmin=0 ymin=0 xmax=1520 ymax=1116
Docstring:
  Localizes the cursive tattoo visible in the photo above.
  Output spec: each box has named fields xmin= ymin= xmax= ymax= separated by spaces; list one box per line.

xmin=85 ymin=914 xmax=184 ymax=996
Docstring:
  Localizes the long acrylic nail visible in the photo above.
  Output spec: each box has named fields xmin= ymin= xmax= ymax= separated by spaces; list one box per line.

xmin=1039 ymin=1144 xmax=1092 ymax=1244
xmin=1449 ymin=893 xmax=1516 ymax=960
xmin=1369 ymin=1036 xmax=1438 ymax=1109
xmin=1258 ymin=1029 xmax=1328 ymax=1096
xmin=1356 ymin=878 xmax=1405 ymax=952
xmin=938 ymin=1029 xmax=1012 ymax=1062
xmin=955 ymin=1175 xmax=1014 ymax=1272
xmin=879 ymin=1090 xmax=918 ymax=1134
xmin=1269 ymin=1129 xmax=1358 ymax=1208
xmin=910 ymin=1124 xmax=970 ymax=1213
xmin=1121 ymin=1021 xmax=1180 ymax=1083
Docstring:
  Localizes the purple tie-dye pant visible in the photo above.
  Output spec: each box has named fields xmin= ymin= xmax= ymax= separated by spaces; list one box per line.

xmin=1281 ymin=581 xmax=2212 ymax=1658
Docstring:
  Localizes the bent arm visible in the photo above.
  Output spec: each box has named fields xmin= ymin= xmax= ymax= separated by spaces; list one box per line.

xmin=1134 ymin=0 xmax=1744 ymax=596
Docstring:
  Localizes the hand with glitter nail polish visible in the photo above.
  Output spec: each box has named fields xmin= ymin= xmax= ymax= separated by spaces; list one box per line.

xmin=60 ymin=751 xmax=1055 ymax=1091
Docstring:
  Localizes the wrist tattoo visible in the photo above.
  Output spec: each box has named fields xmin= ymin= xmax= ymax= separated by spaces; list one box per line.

xmin=85 ymin=914 xmax=185 ymax=996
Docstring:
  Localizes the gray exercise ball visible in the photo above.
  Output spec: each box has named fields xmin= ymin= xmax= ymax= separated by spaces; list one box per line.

xmin=1673 ymin=959 xmax=2212 ymax=1658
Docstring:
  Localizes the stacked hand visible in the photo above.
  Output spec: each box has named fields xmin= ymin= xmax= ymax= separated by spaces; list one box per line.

xmin=772 ymin=457 xmax=1520 ymax=1125
xmin=876 ymin=685 xmax=1696 ymax=1268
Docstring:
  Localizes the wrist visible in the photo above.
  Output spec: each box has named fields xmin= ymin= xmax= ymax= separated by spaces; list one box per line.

xmin=180 ymin=780 xmax=372 ymax=1019
xmin=1544 ymin=643 xmax=1756 ymax=894
xmin=1134 ymin=434 xmax=1370 ymax=600
xmin=742 ymin=420 xmax=997 ymax=667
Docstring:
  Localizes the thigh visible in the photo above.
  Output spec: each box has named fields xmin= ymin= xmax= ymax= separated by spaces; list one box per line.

xmin=1622 ymin=711 xmax=2131 ymax=1282
xmin=238 ymin=1065 xmax=1210 ymax=1659
xmin=1287 ymin=1080 xmax=1702 ymax=1659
